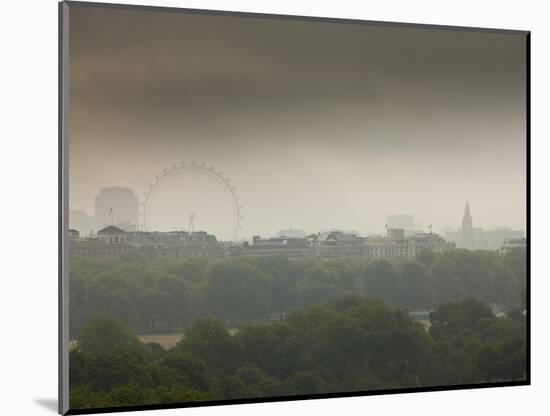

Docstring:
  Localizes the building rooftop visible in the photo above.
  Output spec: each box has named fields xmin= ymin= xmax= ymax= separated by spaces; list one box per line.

xmin=97 ymin=225 xmax=126 ymax=234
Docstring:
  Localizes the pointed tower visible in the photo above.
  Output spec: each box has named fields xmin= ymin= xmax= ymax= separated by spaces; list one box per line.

xmin=462 ymin=201 xmax=474 ymax=250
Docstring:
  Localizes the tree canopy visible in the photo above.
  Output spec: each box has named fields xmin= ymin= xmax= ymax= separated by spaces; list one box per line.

xmin=69 ymin=249 xmax=526 ymax=337
xmin=70 ymin=296 xmax=527 ymax=410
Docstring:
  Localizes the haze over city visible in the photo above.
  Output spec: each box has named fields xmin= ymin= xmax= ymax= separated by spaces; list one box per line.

xmin=62 ymin=4 xmax=529 ymax=412
xmin=68 ymin=6 xmax=527 ymax=239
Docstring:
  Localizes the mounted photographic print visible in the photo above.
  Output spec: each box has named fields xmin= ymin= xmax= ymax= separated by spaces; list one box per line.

xmin=59 ymin=1 xmax=530 ymax=414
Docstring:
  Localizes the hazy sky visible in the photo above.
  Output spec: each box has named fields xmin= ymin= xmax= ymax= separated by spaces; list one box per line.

xmin=68 ymin=4 xmax=527 ymax=239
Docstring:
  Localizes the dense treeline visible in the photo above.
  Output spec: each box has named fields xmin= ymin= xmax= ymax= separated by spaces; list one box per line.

xmin=70 ymin=297 xmax=527 ymax=410
xmin=69 ymin=249 xmax=526 ymax=337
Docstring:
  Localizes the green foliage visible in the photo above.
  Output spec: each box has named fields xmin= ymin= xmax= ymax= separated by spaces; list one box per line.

xmin=72 ymin=316 xmax=154 ymax=392
xmin=68 ymin=250 xmax=527 ymax=409
xmin=426 ymin=299 xmax=526 ymax=385
xmin=158 ymin=348 xmax=209 ymax=390
xmin=69 ymin=250 xmax=526 ymax=336
xmin=204 ymin=260 xmax=271 ymax=322
xmin=365 ymin=260 xmax=401 ymax=304
xmin=175 ymin=318 xmax=244 ymax=375
xmin=430 ymin=299 xmax=494 ymax=339
xmin=77 ymin=314 xmax=142 ymax=356
xmin=70 ymin=296 xmax=526 ymax=410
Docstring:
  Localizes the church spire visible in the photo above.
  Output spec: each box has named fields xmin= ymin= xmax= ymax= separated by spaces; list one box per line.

xmin=462 ymin=201 xmax=473 ymax=229
xmin=462 ymin=200 xmax=474 ymax=249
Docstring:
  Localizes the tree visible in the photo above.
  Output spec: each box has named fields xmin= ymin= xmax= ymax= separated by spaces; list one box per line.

xmin=73 ymin=315 xmax=154 ymax=392
xmin=236 ymin=325 xmax=281 ymax=374
xmin=176 ymin=318 xmax=243 ymax=375
xmin=156 ymin=275 xmax=194 ymax=328
xmin=364 ymin=260 xmax=401 ymax=305
xmin=69 ymin=295 xmax=527 ymax=409
xmin=398 ymin=261 xmax=434 ymax=308
xmin=503 ymin=248 xmax=527 ymax=288
xmin=159 ymin=348 xmax=209 ymax=390
xmin=430 ymin=255 xmax=466 ymax=304
xmin=203 ymin=261 xmax=271 ymax=322
xmin=297 ymin=266 xmax=343 ymax=306
xmin=430 ymin=299 xmax=494 ymax=339
xmin=280 ymin=371 xmax=325 ymax=395
xmin=77 ymin=314 xmax=142 ymax=357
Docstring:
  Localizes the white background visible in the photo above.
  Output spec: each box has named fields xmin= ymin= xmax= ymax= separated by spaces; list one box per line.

xmin=1 ymin=0 xmax=547 ymax=415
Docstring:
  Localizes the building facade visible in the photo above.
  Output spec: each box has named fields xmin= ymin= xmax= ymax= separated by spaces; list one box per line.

xmin=364 ymin=230 xmax=455 ymax=260
xmin=240 ymin=229 xmax=453 ymax=260
xmin=386 ymin=215 xmax=423 ymax=236
xmin=500 ymin=237 xmax=527 ymax=255
xmin=70 ymin=226 xmax=457 ymax=260
xmin=69 ymin=226 xmax=224 ymax=258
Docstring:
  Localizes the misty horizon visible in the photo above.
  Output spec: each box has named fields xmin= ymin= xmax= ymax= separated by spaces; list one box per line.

xmin=68 ymin=6 xmax=527 ymax=240
xmin=70 ymin=182 xmax=524 ymax=240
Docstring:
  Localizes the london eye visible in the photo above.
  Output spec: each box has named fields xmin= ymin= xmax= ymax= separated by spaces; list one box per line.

xmin=141 ymin=162 xmax=243 ymax=240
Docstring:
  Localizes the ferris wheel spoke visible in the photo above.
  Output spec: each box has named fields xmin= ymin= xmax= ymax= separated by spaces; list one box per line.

xmin=141 ymin=162 xmax=243 ymax=240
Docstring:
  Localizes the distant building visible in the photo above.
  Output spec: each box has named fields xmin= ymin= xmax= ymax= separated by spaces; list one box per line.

xmin=240 ymin=228 xmax=452 ymax=260
xmin=320 ymin=228 xmax=360 ymax=236
xmin=69 ymin=226 xmax=131 ymax=257
xmin=94 ymin=186 xmax=139 ymax=232
xmin=276 ymin=228 xmax=306 ymax=238
xmin=97 ymin=225 xmax=128 ymax=244
xmin=240 ymin=231 xmax=365 ymax=258
xmin=312 ymin=231 xmax=365 ymax=258
xmin=365 ymin=229 xmax=455 ymax=260
xmin=445 ymin=230 xmax=487 ymax=249
xmin=387 ymin=228 xmax=405 ymax=239
xmin=501 ymin=238 xmax=527 ymax=255
xmin=243 ymin=235 xmax=311 ymax=258
xmin=69 ymin=239 xmax=120 ymax=257
xmin=69 ymin=226 xmax=223 ymax=258
xmin=68 ymin=229 xmax=80 ymax=239
xmin=484 ymin=228 xmax=525 ymax=250
xmin=386 ymin=215 xmax=419 ymax=236
xmin=69 ymin=209 xmax=96 ymax=236
xmin=444 ymin=202 xmax=524 ymax=251
xmin=462 ymin=202 xmax=474 ymax=250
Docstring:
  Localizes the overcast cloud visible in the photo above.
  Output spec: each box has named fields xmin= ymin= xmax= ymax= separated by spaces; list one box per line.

xmin=68 ymin=4 xmax=527 ymax=238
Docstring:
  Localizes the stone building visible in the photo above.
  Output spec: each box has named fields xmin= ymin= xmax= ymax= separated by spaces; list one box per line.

xmin=364 ymin=229 xmax=455 ymax=260
xmin=69 ymin=226 xmax=132 ymax=257
xmin=311 ymin=231 xmax=365 ymax=257
xmin=69 ymin=226 xmax=224 ymax=258
xmin=500 ymin=237 xmax=527 ymax=255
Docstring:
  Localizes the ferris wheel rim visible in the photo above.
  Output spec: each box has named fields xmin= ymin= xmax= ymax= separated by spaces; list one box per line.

xmin=140 ymin=162 xmax=242 ymax=240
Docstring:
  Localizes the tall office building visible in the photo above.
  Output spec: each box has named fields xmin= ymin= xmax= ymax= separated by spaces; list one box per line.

xmin=386 ymin=214 xmax=420 ymax=236
xmin=94 ymin=186 xmax=139 ymax=231
xmin=69 ymin=209 xmax=96 ymax=236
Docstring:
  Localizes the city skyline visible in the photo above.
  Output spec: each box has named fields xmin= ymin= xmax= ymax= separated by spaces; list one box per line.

xmin=61 ymin=4 xmax=529 ymax=412
xmin=69 ymin=6 xmax=527 ymax=239
xmin=70 ymin=184 xmax=524 ymax=240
